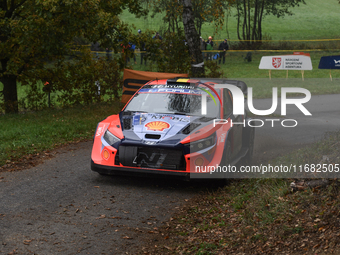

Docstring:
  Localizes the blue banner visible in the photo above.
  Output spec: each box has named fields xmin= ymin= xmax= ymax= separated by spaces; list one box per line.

xmin=318 ymin=55 xmax=340 ymax=69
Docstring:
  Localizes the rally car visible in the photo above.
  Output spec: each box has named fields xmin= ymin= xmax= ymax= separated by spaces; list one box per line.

xmin=91 ymin=78 xmax=255 ymax=180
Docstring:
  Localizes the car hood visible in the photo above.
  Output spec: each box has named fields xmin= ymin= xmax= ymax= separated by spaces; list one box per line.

xmin=120 ymin=112 xmax=206 ymax=145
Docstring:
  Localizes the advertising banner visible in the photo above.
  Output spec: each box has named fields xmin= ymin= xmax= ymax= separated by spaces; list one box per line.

xmin=318 ymin=55 xmax=340 ymax=69
xmin=259 ymin=52 xmax=313 ymax=70
xmin=121 ymin=69 xmax=188 ymax=103
xmin=318 ymin=55 xmax=340 ymax=81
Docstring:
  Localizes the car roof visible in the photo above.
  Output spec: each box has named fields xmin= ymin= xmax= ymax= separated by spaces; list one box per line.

xmin=146 ymin=78 xmax=247 ymax=94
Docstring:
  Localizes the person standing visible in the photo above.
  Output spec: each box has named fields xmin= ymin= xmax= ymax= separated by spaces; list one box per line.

xmin=138 ymin=29 xmax=147 ymax=65
xmin=218 ymin=39 xmax=229 ymax=64
xmin=206 ymin=36 xmax=214 ymax=60
xmin=153 ymin=32 xmax=163 ymax=40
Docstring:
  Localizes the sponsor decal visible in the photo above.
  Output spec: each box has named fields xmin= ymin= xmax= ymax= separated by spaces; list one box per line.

xmin=133 ymin=115 xmax=146 ymax=125
xmin=96 ymin=123 xmax=108 ymax=137
xmin=272 ymin=57 xmax=282 ymax=68
xmin=162 ymin=116 xmax=175 ymax=121
xmin=151 ymin=114 xmax=189 ymax=122
xmin=144 ymin=141 xmax=157 ymax=145
xmin=145 ymin=121 xmax=170 ymax=131
xmin=96 ymin=127 xmax=103 ymax=137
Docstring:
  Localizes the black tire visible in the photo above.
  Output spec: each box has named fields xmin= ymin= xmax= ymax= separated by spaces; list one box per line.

xmin=222 ymin=140 xmax=232 ymax=166
xmin=243 ymin=127 xmax=255 ymax=165
xmin=217 ymin=140 xmax=232 ymax=185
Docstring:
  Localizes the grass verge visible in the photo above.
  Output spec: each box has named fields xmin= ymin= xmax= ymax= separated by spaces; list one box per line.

xmin=140 ymin=130 xmax=340 ymax=254
xmin=120 ymin=0 xmax=340 ymax=41
xmin=0 ymin=102 xmax=122 ymax=170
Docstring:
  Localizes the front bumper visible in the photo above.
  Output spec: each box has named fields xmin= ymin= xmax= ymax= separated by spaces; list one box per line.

xmin=91 ymin=160 xmax=191 ymax=180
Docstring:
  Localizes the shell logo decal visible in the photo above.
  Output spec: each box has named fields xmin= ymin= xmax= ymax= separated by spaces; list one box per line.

xmin=145 ymin=121 xmax=170 ymax=131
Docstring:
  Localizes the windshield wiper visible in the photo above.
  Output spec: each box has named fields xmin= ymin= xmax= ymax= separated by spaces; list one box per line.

xmin=123 ymin=110 xmax=148 ymax=114
xmin=173 ymin=112 xmax=189 ymax=116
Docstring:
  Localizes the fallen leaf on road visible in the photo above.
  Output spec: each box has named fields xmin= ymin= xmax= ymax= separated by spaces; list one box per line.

xmin=23 ymin=240 xmax=32 ymax=245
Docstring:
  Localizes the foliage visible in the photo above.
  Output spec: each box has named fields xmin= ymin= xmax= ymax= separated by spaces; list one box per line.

xmin=0 ymin=0 xmax=146 ymax=113
xmin=204 ymin=60 xmax=223 ymax=78
xmin=146 ymin=0 xmax=226 ymax=35
xmin=154 ymin=30 xmax=191 ymax=74
xmin=21 ymin=82 xmax=48 ymax=111
xmin=128 ymin=29 xmax=192 ymax=74
xmin=27 ymin=50 xmax=123 ymax=108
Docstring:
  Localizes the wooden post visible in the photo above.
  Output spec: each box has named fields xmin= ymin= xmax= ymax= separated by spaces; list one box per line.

xmin=286 ymin=70 xmax=288 ymax=79
xmin=269 ymin=70 xmax=271 ymax=80
xmin=301 ymin=70 xmax=304 ymax=81
xmin=330 ymin=70 xmax=332 ymax=81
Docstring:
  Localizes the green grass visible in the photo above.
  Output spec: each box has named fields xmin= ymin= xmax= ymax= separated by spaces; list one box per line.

xmin=120 ymin=0 xmax=340 ymax=41
xmin=132 ymin=49 xmax=340 ymax=79
xmin=0 ymin=102 xmax=122 ymax=167
xmin=130 ymin=50 xmax=340 ymax=98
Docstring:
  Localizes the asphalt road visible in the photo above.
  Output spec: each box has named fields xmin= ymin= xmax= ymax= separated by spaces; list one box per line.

xmin=253 ymin=93 xmax=340 ymax=163
xmin=0 ymin=94 xmax=339 ymax=255
xmin=0 ymin=142 xmax=206 ymax=254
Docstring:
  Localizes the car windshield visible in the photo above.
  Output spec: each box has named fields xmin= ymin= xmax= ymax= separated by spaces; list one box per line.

xmin=124 ymin=86 xmax=220 ymax=118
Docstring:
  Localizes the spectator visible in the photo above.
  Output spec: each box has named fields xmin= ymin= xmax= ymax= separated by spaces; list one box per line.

xmin=200 ymin=36 xmax=206 ymax=60
xmin=91 ymin=41 xmax=100 ymax=59
xmin=206 ymin=36 xmax=214 ymax=60
xmin=130 ymin=43 xmax=137 ymax=64
xmin=121 ymin=43 xmax=132 ymax=64
xmin=151 ymin=32 xmax=162 ymax=64
xmin=153 ymin=32 xmax=163 ymax=40
xmin=138 ymin=29 xmax=147 ymax=65
xmin=218 ymin=39 xmax=229 ymax=64
xmin=105 ymin=48 xmax=112 ymax=61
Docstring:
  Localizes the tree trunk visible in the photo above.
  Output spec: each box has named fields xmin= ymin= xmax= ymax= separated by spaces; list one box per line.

xmin=258 ymin=0 xmax=265 ymax=41
xmin=1 ymin=74 xmax=18 ymax=113
xmin=243 ymin=0 xmax=247 ymax=40
xmin=247 ymin=0 xmax=251 ymax=41
xmin=236 ymin=1 xmax=241 ymax=40
xmin=252 ymin=0 xmax=258 ymax=41
xmin=182 ymin=0 xmax=204 ymax=77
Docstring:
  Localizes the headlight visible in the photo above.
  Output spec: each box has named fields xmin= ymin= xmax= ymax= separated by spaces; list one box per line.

xmin=103 ymin=130 xmax=121 ymax=146
xmin=186 ymin=132 xmax=216 ymax=153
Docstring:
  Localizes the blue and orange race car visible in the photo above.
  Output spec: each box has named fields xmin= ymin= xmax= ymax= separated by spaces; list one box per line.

xmin=91 ymin=78 xmax=255 ymax=180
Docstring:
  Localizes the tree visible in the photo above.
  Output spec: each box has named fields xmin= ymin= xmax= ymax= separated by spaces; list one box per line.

xmin=182 ymin=0 xmax=205 ymax=77
xmin=147 ymin=0 xmax=225 ymax=36
xmin=231 ymin=0 xmax=305 ymax=44
xmin=0 ymin=0 xmax=145 ymax=113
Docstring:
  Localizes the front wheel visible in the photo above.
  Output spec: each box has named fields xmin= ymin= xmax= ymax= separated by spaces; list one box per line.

xmin=218 ymin=140 xmax=232 ymax=185
xmin=243 ymin=127 xmax=255 ymax=165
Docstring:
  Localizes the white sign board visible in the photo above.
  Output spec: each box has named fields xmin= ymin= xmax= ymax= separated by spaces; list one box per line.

xmin=259 ymin=52 xmax=313 ymax=70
